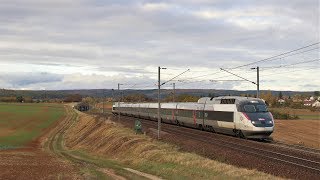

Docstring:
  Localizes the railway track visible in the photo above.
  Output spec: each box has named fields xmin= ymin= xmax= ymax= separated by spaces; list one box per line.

xmin=113 ymin=113 xmax=320 ymax=179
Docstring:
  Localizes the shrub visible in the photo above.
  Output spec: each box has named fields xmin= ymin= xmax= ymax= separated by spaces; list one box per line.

xmin=269 ymin=110 xmax=299 ymax=120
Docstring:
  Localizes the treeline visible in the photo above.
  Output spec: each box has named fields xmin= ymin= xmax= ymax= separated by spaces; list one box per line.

xmin=0 ymin=96 xmax=33 ymax=103
xmin=0 ymin=94 xmax=83 ymax=103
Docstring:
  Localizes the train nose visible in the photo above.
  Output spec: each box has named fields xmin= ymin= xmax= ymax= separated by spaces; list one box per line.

xmin=246 ymin=112 xmax=274 ymax=127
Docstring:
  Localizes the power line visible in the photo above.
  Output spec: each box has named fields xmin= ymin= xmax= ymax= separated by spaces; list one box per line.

xmin=260 ymin=66 xmax=319 ymax=77
xmin=259 ymin=58 xmax=320 ymax=70
xmin=229 ymin=42 xmax=320 ymax=69
xmin=161 ymin=69 xmax=190 ymax=85
xmin=220 ymin=68 xmax=256 ymax=85
xmin=273 ymin=47 xmax=319 ymax=59
xmin=210 ymin=79 xmax=247 ymax=82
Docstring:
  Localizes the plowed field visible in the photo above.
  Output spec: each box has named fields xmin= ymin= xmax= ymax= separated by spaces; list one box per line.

xmin=0 ymin=103 xmax=80 ymax=179
xmin=272 ymin=119 xmax=320 ymax=149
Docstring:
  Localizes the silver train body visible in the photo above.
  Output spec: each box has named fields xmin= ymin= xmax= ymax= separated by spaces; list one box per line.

xmin=112 ymin=96 xmax=274 ymax=139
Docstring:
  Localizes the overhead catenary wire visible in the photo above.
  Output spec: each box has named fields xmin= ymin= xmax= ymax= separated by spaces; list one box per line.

xmin=229 ymin=42 xmax=320 ymax=69
xmin=181 ymin=46 xmax=317 ymax=81
xmin=259 ymin=66 xmax=319 ymax=77
xmin=259 ymin=58 xmax=320 ymax=70
xmin=175 ymin=43 xmax=319 ymax=82
xmin=117 ymin=42 xmax=319 ymax=92
xmin=161 ymin=69 xmax=190 ymax=86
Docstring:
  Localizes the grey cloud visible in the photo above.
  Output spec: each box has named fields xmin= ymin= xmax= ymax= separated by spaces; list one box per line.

xmin=0 ymin=72 xmax=63 ymax=88
xmin=0 ymin=0 xmax=318 ymax=90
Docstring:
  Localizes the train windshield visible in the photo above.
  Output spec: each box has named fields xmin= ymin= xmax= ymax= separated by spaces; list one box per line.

xmin=243 ymin=104 xmax=268 ymax=113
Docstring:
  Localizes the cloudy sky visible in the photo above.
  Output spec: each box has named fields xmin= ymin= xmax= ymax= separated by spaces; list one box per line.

xmin=0 ymin=0 xmax=319 ymax=91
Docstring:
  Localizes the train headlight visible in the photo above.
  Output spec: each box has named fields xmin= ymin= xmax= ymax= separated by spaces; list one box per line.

xmin=251 ymin=121 xmax=256 ymax=124
xmin=268 ymin=120 xmax=273 ymax=124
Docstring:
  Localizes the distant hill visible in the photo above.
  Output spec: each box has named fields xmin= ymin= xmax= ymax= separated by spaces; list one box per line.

xmin=0 ymin=88 xmax=314 ymax=100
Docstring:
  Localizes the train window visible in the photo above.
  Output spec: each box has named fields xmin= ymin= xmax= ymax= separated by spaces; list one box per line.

xmin=244 ymin=105 xmax=256 ymax=113
xmin=205 ymin=111 xmax=234 ymax=122
xmin=221 ymin=99 xmax=235 ymax=104
xmin=256 ymin=105 xmax=268 ymax=112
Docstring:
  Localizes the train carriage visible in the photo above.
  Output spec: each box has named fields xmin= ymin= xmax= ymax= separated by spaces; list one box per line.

xmin=112 ymin=96 xmax=274 ymax=139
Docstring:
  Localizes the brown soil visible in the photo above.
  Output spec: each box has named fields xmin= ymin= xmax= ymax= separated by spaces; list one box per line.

xmin=0 ymin=110 xmax=80 ymax=179
xmin=0 ymin=150 xmax=79 ymax=179
xmin=272 ymin=119 xmax=320 ymax=149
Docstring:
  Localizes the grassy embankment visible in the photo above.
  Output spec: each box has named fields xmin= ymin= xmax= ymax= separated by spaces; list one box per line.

xmin=64 ymin=111 xmax=279 ymax=179
xmin=0 ymin=103 xmax=65 ymax=149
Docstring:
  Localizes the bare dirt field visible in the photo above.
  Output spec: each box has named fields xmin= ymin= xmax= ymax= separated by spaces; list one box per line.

xmin=0 ymin=146 xmax=79 ymax=179
xmin=272 ymin=119 xmax=320 ymax=149
xmin=0 ymin=103 xmax=80 ymax=179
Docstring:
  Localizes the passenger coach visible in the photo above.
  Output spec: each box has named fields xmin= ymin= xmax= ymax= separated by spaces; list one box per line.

xmin=112 ymin=96 xmax=274 ymax=139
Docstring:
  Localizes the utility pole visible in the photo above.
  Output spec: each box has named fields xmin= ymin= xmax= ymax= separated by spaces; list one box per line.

xmin=173 ymin=83 xmax=175 ymax=102
xmin=158 ymin=66 xmax=166 ymax=140
xmin=118 ymin=83 xmax=123 ymax=122
xmin=102 ymin=89 xmax=105 ymax=115
xmin=251 ymin=66 xmax=260 ymax=98
xmin=158 ymin=67 xmax=161 ymax=140
xmin=111 ymin=89 xmax=114 ymax=107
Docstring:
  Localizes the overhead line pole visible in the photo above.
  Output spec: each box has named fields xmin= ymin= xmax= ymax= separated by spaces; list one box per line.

xmin=102 ymin=89 xmax=105 ymax=115
xmin=112 ymin=88 xmax=114 ymax=109
xmin=158 ymin=67 xmax=161 ymax=140
xmin=257 ymin=67 xmax=259 ymax=98
xmin=118 ymin=83 xmax=123 ymax=122
xmin=158 ymin=66 xmax=166 ymax=140
xmin=173 ymin=82 xmax=175 ymax=102
xmin=250 ymin=67 xmax=260 ymax=98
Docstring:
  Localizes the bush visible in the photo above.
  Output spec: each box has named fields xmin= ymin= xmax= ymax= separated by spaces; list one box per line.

xmin=269 ymin=110 xmax=299 ymax=120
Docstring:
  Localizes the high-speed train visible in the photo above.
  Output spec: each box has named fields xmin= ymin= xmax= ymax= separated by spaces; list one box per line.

xmin=112 ymin=96 xmax=274 ymax=139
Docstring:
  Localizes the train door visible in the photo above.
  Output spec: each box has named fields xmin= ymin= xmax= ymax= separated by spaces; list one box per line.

xmin=196 ymin=104 xmax=205 ymax=129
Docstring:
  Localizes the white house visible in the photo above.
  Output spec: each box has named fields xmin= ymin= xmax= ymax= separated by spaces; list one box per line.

xmin=278 ymin=99 xmax=285 ymax=104
xmin=312 ymin=101 xmax=320 ymax=108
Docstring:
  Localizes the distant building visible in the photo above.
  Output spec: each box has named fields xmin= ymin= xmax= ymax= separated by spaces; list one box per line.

xmin=277 ymin=99 xmax=285 ymax=104
xmin=312 ymin=101 xmax=320 ymax=108
xmin=303 ymin=99 xmax=314 ymax=106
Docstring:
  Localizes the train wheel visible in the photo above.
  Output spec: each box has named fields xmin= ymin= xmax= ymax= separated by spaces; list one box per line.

xmin=198 ymin=124 xmax=204 ymax=131
xmin=239 ymin=131 xmax=245 ymax=138
xmin=235 ymin=130 xmax=243 ymax=138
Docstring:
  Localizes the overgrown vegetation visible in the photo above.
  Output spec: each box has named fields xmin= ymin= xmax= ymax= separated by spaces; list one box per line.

xmin=65 ymin=113 xmax=278 ymax=179
xmin=269 ymin=110 xmax=299 ymax=120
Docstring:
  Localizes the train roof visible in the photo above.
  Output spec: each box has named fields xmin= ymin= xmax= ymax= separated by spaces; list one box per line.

xmin=197 ymin=96 xmax=264 ymax=104
xmin=113 ymin=96 xmax=266 ymax=107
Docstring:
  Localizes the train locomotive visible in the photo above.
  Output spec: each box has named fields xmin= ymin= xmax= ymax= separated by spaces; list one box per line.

xmin=112 ymin=96 xmax=274 ymax=139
